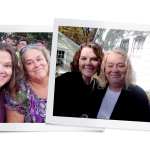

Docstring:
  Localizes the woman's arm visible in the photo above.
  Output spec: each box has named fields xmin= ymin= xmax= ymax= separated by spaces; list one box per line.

xmin=6 ymin=109 xmax=24 ymax=123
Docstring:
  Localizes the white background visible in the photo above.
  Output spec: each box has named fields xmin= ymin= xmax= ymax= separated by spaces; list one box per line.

xmin=1 ymin=0 xmax=150 ymax=149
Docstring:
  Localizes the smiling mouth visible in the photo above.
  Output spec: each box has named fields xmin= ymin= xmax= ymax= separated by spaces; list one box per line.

xmin=0 ymin=75 xmax=7 ymax=79
xmin=34 ymin=67 xmax=44 ymax=72
xmin=110 ymin=74 xmax=121 ymax=78
xmin=84 ymin=66 xmax=94 ymax=70
xmin=84 ymin=68 xmax=94 ymax=73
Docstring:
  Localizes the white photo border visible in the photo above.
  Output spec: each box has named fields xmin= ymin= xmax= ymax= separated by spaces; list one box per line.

xmin=0 ymin=25 xmax=53 ymax=131
xmin=46 ymin=18 xmax=150 ymax=131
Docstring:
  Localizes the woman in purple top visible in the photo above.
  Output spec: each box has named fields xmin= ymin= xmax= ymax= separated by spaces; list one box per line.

xmin=0 ymin=43 xmax=20 ymax=123
xmin=6 ymin=44 xmax=50 ymax=123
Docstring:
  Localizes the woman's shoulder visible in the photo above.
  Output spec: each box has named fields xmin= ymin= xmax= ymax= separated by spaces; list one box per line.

xmin=128 ymin=84 xmax=146 ymax=93
xmin=56 ymin=72 xmax=81 ymax=82
xmin=127 ymin=84 xmax=149 ymax=100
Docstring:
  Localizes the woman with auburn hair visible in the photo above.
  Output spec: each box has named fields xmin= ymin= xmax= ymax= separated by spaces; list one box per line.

xmin=0 ymin=43 xmax=20 ymax=122
xmin=6 ymin=44 xmax=50 ymax=123
xmin=53 ymin=42 xmax=104 ymax=118
xmin=96 ymin=49 xmax=150 ymax=122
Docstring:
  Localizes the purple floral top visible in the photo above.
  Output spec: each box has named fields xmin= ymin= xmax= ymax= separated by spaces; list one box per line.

xmin=5 ymin=80 xmax=47 ymax=123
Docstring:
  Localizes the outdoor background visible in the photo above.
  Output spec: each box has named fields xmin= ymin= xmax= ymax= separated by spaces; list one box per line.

xmin=0 ymin=32 xmax=52 ymax=50
xmin=56 ymin=26 xmax=150 ymax=99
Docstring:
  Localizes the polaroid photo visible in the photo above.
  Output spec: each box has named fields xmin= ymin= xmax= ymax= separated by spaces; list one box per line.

xmin=46 ymin=18 xmax=150 ymax=131
xmin=0 ymin=25 xmax=53 ymax=131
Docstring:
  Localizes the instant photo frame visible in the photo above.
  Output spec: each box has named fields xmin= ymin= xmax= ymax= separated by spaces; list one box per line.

xmin=0 ymin=25 xmax=54 ymax=131
xmin=46 ymin=18 xmax=150 ymax=131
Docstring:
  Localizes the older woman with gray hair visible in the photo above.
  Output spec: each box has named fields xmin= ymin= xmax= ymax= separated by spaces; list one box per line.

xmin=96 ymin=49 xmax=150 ymax=122
xmin=6 ymin=44 xmax=50 ymax=123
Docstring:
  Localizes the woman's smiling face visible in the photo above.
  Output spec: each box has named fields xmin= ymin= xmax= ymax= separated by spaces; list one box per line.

xmin=0 ymin=51 xmax=12 ymax=88
xmin=79 ymin=47 xmax=99 ymax=83
xmin=23 ymin=49 xmax=49 ymax=82
xmin=105 ymin=52 xmax=127 ymax=88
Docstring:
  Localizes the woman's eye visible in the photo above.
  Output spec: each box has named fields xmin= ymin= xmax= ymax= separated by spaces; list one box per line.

xmin=4 ymin=64 xmax=12 ymax=68
xmin=118 ymin=64 xmax=125 ymax=68
xmin=91 ymin=58 xmax=98 ymax=61
xmin=107 ymin=64 xmax=113 ymax=68
xmin=80 ymin=57 xmax=86 ymax=61
xmin=26 ymin=61 xmax=32 ymax=65
xmin=37 ymin=58 xmax=42 ymax=61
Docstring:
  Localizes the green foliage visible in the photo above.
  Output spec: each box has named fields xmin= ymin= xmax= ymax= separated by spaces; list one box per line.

xmin=12 ymin=32 xmax=52 ymax=50
xmin=0 ymin=32 xmax=52 ymax=51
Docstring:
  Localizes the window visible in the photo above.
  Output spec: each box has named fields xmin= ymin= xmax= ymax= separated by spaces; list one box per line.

xmin=133 ymin=36 xmax=145 ymax=50
xmin=120 ymin=39 xmax=129 ymax=51
xmin=57 ymin=50 xmax=65 ymax=66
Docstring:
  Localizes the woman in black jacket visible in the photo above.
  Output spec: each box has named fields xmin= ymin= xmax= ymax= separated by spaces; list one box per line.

xmin=53 ymin=42 xmax=103 ymax=118
xmin=96 ymin=49 xmax=150 ymax=122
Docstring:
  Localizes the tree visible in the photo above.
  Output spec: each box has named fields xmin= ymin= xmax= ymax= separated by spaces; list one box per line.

xmin=6 ymin=32 xmax=52 ymax=50
xmin=59 ymin=26 xmax=97 ymax=44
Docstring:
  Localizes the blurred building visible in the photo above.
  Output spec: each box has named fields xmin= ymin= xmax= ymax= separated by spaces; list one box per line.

xmin=94 ymin=28 xmax=150 ymax=91
xmin=56 ymin=32 xmax=79 ymax=76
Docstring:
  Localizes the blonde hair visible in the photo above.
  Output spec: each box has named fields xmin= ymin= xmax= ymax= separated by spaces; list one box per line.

xmin=96 ymin=48 xmax=135 ymax=89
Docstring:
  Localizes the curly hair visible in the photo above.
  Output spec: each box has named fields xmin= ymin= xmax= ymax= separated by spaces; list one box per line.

xmin=70 ymin=42 xmax=103 ymax=75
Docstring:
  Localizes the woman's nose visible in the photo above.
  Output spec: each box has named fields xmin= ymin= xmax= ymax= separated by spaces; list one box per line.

xmin=0 ymin=65 xmax=5 ymax=73
xmin=33 ymin=61 xmax=40 ymax=67
xmin=112 ymin=65 xmax=119 ymax=72
xmin=85 ymin=59 xmax=91 ymax=64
